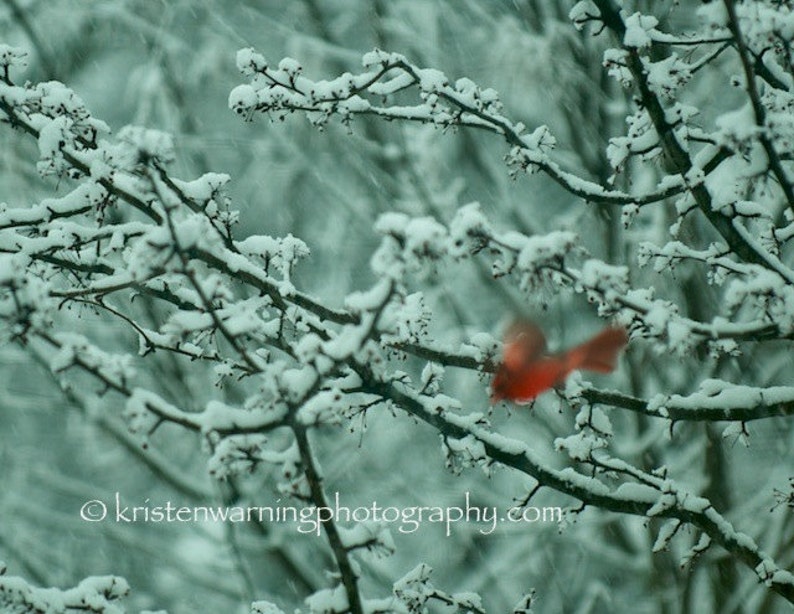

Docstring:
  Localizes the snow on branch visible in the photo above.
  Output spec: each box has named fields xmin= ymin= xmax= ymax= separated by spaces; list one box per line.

xmin=591 ymin=0 xmax=794 ymax=277
xmin=0 ymin=567 xmax=131 ymax=614
xmin=4 ymin=0 xmax=794 ymax=608
xmin=370 ymin=204 xmax=793 ymax=355
xmin=228 ymin=48 xmax=690 ymax=207
xmin=351 ymin=364 xmax=794 ymax=602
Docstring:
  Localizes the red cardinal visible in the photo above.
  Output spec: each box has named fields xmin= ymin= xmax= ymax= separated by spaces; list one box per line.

xmin=491 ymin=321 xmax=628 ymax=404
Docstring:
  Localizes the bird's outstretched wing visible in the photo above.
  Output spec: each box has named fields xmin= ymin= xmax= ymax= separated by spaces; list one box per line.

xmin=502 ymin=320 xmax=547 ymax=371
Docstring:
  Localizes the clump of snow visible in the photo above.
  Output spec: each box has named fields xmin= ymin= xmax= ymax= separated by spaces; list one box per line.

xmin=448 ymin=203 xmax=490 ymax=257
xmin=251 ymin=600 xmax=286 ymax=614
xmin=117 ymin=125 xmax=175 ymax=166
xmin=569 ymin=1 xmax=599 ymax=30
xmin=228 ymin=84 xmax=258 ymax=115
xmin=0 ymin=44 xmax=27 ymax=70
xmin=555 ymin=432 xmax=606 ymax=462
xmin=305 ymin=584 xmax=348 ymax=614
xmin=623 ymin=12 xmax=659 ymax=48
xmin=236 ymin=48 xmax=267 ymax=75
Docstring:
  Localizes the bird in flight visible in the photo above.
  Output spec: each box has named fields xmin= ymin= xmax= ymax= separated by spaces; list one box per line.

xmin=490 ymin=320 xmax=628 ymax=404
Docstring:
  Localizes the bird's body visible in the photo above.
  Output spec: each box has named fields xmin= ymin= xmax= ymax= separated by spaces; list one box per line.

xmin=490 ymin=321 xmax=628 ymax=404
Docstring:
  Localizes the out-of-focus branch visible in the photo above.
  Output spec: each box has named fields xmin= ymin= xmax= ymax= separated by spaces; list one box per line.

xmin=2 ymin=0 xmax=56 ymax=79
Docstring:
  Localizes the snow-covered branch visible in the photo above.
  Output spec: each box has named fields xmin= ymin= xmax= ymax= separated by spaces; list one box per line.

xmin=350 ymin=363 xmax=794 ymax=602
xmin=4 ymin=0 xmax=794 ymax=610
xmin=228 ymin=48 xmax=692 ymax=207
xmin=0 ymin=566 xmax=131 ymax=614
